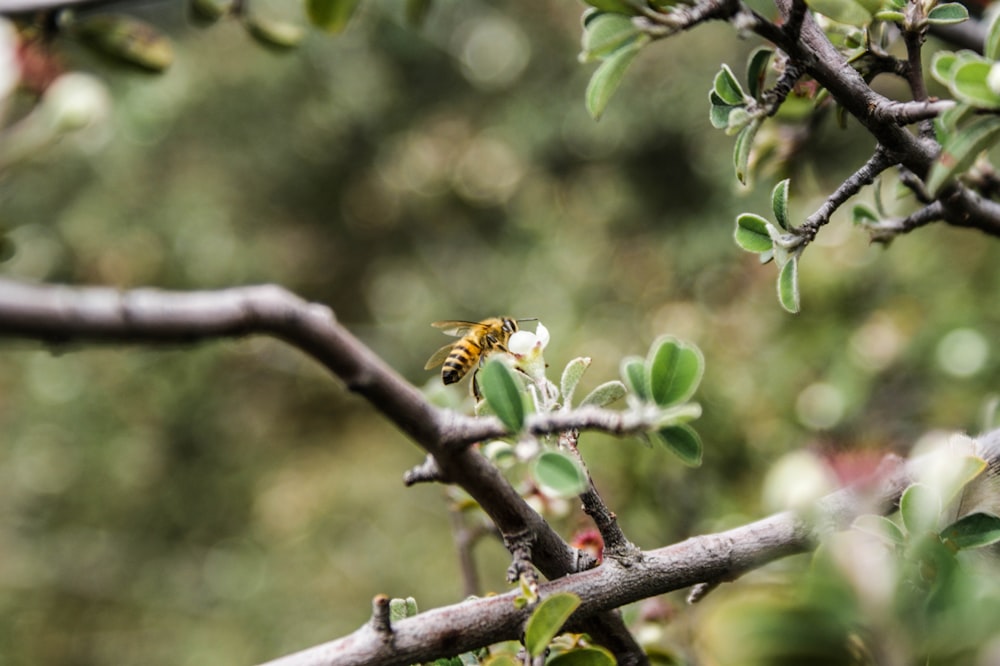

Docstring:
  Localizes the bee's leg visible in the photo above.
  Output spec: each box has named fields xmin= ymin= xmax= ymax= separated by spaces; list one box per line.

xmin=471 ymin=368 xmax=483 ymax=400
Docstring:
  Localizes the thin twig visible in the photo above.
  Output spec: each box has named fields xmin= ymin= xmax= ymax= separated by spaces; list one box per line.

xmin=866 ymin=200 xmax=945 ymax=243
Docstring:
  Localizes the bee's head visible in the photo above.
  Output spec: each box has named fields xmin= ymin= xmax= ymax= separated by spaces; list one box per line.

xmin=501 ymin=317 xmax=518 ymax=335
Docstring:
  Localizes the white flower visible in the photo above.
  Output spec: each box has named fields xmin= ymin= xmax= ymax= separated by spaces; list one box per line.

xmin=508 ymin=322 xmax=549 ymax=381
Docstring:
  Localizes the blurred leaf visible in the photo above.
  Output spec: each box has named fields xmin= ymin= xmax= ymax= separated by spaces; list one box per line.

xmin=561 ymin=357 xmax=592 ymax=408
xmin=941 ymin=512 xmax=1000 ymax=549
xmin=479 ymin=358 xmax=526 ymax=432
xmin=874 ymin=9 xmax=905 ymax=20
xmin=987 ymin=11 xmax=1000 ymax=61
xmin=949 ymin=59 xmax=1000 ymax=108
xmin=533 ymin=451 xmax=589 ymax=497
xmin=900 ymin=483 xmax=942 ymax=535
xmin=777 ymin=255 xmax=800 ymax=314
xmin=805 ymin=0 xmax=873 ymax=25
xmin=745 ymin=47 xmax=772 ymax=100
xmin=851 ymin=203 xmax=878 ymax=226
xmin=852 ymin=514 xmax=905 ymax=546
xmin=579 ymin=380 xmax=627 ymax=408
xmin=583 ymin=0 xmax=641 ymax=12
xmin=581 ymin=13 xmax=641 ymax=61
xmin=733 ymin=118 xmax=761 ymax=185
xmin=482 ymin=655 xmax=520 ymax=666
xmin=725 ymin=106 xmax=751 ymax=134
xmin=74 ymin=14 xmax=174 ymax=72
xmin=191 ymin=0 xmax=234 ymax=22
xmin=646 ymin=336 xmax=703 ymax=408
xmin=713 ymin=64 xmax=746 ymax=106
xmin=734 ymin=213 xmax=774 ymax=253
xmin=650 ymin=424 xmax=703 ymax=467
xmin=524 ymin=592 xmax=582 ymax=657
xmin=926 ymin=115 xmax=1000 ymax=197
xmin=927 ymin=3 xmax=968 ymax=25
xmin=771 ymin=179 xmax=790 ymax=230
xmin=245 ymin=14 xmax=306 ymax=49
xmin=307 ymin=0 xmax=361 ymax=33
xmin=586 ymin=41 xmax=642 ymax=120
xmin=405 ymin=0 xmax=433 ymax=26
xmin=547 ymin=646 xmax=617 ymax=666
xmin=620 ymin=356 xmax=649 ymax=401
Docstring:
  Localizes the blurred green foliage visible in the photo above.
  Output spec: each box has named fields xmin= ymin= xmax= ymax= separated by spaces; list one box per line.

xmin=1 ymin=0 xmax=999 ymax=663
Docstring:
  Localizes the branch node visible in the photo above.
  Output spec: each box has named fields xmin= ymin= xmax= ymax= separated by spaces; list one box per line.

xmin=403 ymin=454 xmax=447 ymax=486
xmin=686 ymin=580 xmax=722 ymax=604
xmin=370 ymin=594 xmax=393 ymax=638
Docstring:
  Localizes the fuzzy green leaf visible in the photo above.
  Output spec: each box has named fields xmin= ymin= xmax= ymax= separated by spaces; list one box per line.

xmin=579 ymin=380 xmax=627 ymax=408
xmin=941 ymin=512 xmax=1000 ymax=549
xmin=733 ymin=118 xmax=761 ymax=185
xmin=987 ymin=12 xmax=1000 ymax=61
xmin=524 ymin=592 xmax=582 ymax=657
xmin=560 ymin=357 xmax=592 ymax=407
xmin=926 ymin=115 xmax=1000 ymax=197
xmin=709 ymin=91 xmax=738 ymax=130
xmin=650 ymin=424 xmax=703 ymax=467
xmin=583 ymin=0 xmax=641 ymax=12
xmin=734 ymin=213 xmax=774 ymax=253
xmin=949 ymin=59 xmax=1000 ymax=108
xmin=547 ymin=647 xmax=617 ymax=666
xmin=777 ymin=255 xmax=800 ymax=314
xmin=533 ymin=451 xmax=589 ymax=498
xmin=900 ymin=483 xmax=942 ymax=535
xmin=805 ymin=0 xmax=873 ymax=25
xmin=927 ymin=3 xmax=969 ymax=25
xmin=852 ymin=514 xmax=905 ymax=546
xmin=851 ymin=203 xmax=878 ymax=226
xmin=771 ymin=178 xmax=790 ymax=230
xmin=74 ymin=14 xmax=174 ymax=72
xmin=478 ymin=358 xmax=525 ymax=432
xmin=745 ymin=47 xmax=772 ymax=100
xmin=191 ymin=0 xmax=234 ymax=21
xmin=245 ymin=14 xmax=306 ymax=49
xmin=646 ymin=336 xmax=704 ymax=408
xmin=585 ymin=41 xmax=642 ymax=120
xmin=620 ymin=356 xmax=649 ymax=400
xmin=306 ymin=0 xmax=361 ymax=33
xmin=581 ymin=13 xmax=641 ymax=61
xmin=713 ymin=64 xmax=746 ymax=106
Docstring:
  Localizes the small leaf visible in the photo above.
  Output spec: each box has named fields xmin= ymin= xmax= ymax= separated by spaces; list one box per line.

xmin=389 ymin=596 xmax=419 ymax=621
xmin=74 ymin=14 xmax=174 ymax=72
xmin=733 ymin=118 xmax=761 ymax=185
xmin=709 ymin=92 xmax=737 ymax=129
xmin=524 ymin=592 xmax=582 ymax=657
xmin=851 ymin=203 xmax=878 ymax=226
xmin=583 ymin=0 xmax=642 ymax=12
xmin=927 ymin=3 xmax=968 ymax=25
xmin=581 ymin=13 xmax=640 ymax=61
xmin=949 ymin=59 xmax=1000 ymax=108
xmin=191 ymin=0 xmax=234 ymax=22
xmin=650 ymin=424 xmax=703 ymax=467
xmin=873 ymin=9 xmax=905 ymax=21
xmin=585 ymin=40 xmax=643 ymax=120
xmin=777 ymin=255 xmax=800 ymax=314
xmin=900 ymin=483 xmax=942 ymax=535
xmin=560 ymin=357 xmax=592 ymax=407
xmin=620 ymin=356 xmax=649 ymax=400
xmin=805 ymin=0 xmax=873 ymax=26
xmin=307 ymin=0 xmax=361 ymax=33
xmin=478 ymin=358 xmax=526 ymax=432
xmin=926 ymin=115 xmax=1000 ymax=197
xmin=771 ymin=179 xmax=790 ymax=230
xmin=734 ymin=213 xmax=774 ymax=253
xmin=941 ymin=512 xmax=1000 ymax=549
xmin=534 ymin=451 xmax=589 ymax=498
xmin=852 ymin=514 xmax=905 ymax=546
xmin=745 ymin=47 xmax=773 ymax=100
xmin=244 ymin=14 xmax=306 ymax=49
xmin=579 ymin=380 xmax=627 ymax=408
xmin=713 ymin=64 xmax=746 ymax=106
xmin=547 ymin=646 xmax=617 ymax=666
xmin=987 ymin=12 xmax=1000 ymax=61
xmin=725 ymin=106 xmax=752 ymax=135
xmin=646 ymin=336 xmax=704 ymax=408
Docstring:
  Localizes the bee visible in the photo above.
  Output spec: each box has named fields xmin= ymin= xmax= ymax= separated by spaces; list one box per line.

xmin=424 ymin=317 xmax=529 ymax=396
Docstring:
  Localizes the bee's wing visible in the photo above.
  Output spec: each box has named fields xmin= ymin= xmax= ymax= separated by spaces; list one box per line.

xmin=431 ymin=320 xmax=483 ymax=337
xmin=424 ymin=342 xmax=456 ymax=370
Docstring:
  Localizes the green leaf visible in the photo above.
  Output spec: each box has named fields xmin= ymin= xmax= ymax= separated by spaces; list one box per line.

xmin=244 ymin=14 xmax=306 ymax=49
xmin=646 ymin=336 xmax=704 ymax=408
xmin=581 ymin=13 xmax=640 ymax=61
xmin=777 ymin=255 xmax=800 ymax=314
xmin=745 ymin=47 xmax=773 ymax=100
xmin=650 ymin=424 xmax=703 ymax=467
xmin=709 ymin=92 xmax=738 ymax=130
xmin=927 ymin=3 xmax=969 ymax=25
xmin=852 ymin=514 xmax=905 ymax=546
xmin=987 ymin=12 xmax=1000 ymax=61
xmin=74 ymin=14 xmax=174 ymax=72
xmin=547 ymin=646 xmax=617 ymax=666
xmin=583 ymin=0 xmax=641 ymax=12
xmin=191 ymin=0 xmax=234 ymax=22
xmin=900 ymin=483 xmax=942 ymax=535
xmin=389 ymin=596 xmax=419 ymax=621
xmin=524 ymin=592 xmax=582 ymax=657
xmin=941 ymin=512 xmax=1000 ymax=549
xmin=620 ymin=356 xmax=649 ymax=401
xmin=725 ymin=106 xmax=752 ymax=135
xmin=771 ymin=178 xmax=790 ymax=230
xmin=533 ymin=451 xmax=589 ymax=497
xmin=713 ymin=64 xmax=746 ymax=106
xmin=949 ymin=59 xmax=1000 ymax=108
xmin=851 ymin=203 xmax=878 ymax=226
xmin=733 ymin=118 xmax=761 ymax=185
xmin=734 ymin=213 xmax=774 ymax=253
xmin=560 ymin=357 xmax=592 ymax=407
xmin=306 ymin=0 xmax=361 ymax=33
xmin=926 ymin=115 xmax=1000 ymax=197
xmin=805 ymin=0 xmax=873 ymax=25
xmin=478 ymin=358 xmax=526 ymax=432
xmin=579 ymin=380 xmax=627 ymax=408
xmin=585 ymin=41 xmax=642 ymax=120
xmin=873 ymin=9 xmax=905 ymax=21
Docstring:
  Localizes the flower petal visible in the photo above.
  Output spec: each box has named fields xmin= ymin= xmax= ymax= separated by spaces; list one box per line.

xmin=535 ymin=322 xmax=550 ymax=348
xmin=508 ymin=331 xmax=536 ymax=356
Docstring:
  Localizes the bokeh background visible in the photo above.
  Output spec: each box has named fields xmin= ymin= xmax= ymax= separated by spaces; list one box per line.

xmin=0 ymin=0 xmax=998 ymax=663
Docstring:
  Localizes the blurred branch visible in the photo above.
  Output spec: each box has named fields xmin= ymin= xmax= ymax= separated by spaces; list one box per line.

xmin=0 ymin=277 xmax=643 ymax=663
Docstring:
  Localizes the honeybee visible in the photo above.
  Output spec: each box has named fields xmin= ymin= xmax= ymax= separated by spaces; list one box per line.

xmin=424 ymin=317 xmax=529 ymax=396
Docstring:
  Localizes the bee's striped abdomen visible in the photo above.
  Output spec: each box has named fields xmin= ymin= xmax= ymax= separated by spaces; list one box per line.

xmin=442 ymin=339 xmax=481 ymax=384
